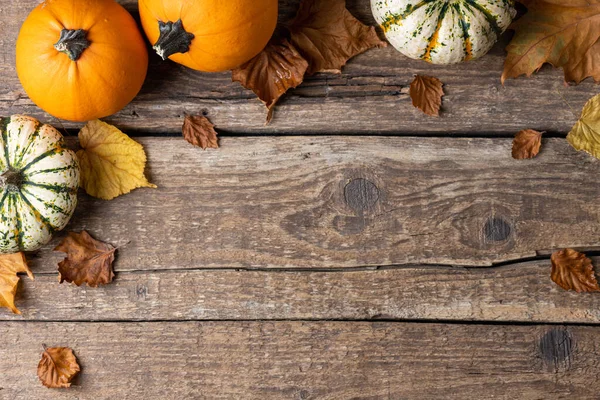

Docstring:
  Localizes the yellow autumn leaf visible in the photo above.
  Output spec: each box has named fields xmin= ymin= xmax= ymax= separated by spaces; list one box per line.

xmin=567 ymin=94 xmax=600 ymax=159
xmin=77 ymin=120 xmax=156 ymax=200
xmin=0 ymin=252 xmax=34 ymax=314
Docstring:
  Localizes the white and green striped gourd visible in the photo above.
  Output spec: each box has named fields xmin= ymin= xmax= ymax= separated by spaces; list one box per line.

xmin=371 ymin=0 xmax=516 ymax=64
xmin=0 ymin=115 xmax=79 ymax=253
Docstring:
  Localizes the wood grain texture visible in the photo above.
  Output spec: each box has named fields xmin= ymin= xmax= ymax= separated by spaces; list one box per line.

xmin=0 ymin=0 xmax=595 ymax=134
xmin=24 ymin=136 xmax=600 ymax=272
xmin=4 ymin=260 xmax=600 ymax=323
xmin=0 ymin=322 xmax=598 ymax=399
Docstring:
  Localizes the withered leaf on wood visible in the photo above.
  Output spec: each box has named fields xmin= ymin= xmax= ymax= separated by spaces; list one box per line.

xmin=551 ymin=248 xmax=600 ymax=293
xmin=232 ymin=39 xmax=308 ymax=123
xmin=288 ymin=0 xmax=387 ymax=75
xmin=567 ymin=93 xmax=600 ymax=160
xmin=182 ymin=115 xmax=219 ymax=149
xmin=502 ymin=0 xmax=600 ymax=84
xmin=38 ymin=346 xmax=81 ymax=388
xmin=512 ymin=129 xmax=543 ymax=159
xmin=0 ymin=252 xmax=33 ymax=314
xmin=54 ymin=231 xmax=116 ymax=287
xmin=409 ymin=75 xmax=444 ymax=117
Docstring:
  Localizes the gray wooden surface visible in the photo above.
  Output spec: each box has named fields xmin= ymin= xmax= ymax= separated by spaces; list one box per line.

xmin=1 ymin=0 xmax=600 ymax=398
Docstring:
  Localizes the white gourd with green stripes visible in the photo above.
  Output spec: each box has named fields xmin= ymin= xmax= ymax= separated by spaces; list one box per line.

xmin=0 ymin=115 xmax=79 ymax=253
xmin=371 ymin=0 xmax=516 ymax=64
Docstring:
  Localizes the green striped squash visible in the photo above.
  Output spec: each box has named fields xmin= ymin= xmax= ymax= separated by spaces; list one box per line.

xmin=372 ymin=0 xmax=516 ymax=64
xmin=0 ymin=115 xmax=79 ymax=253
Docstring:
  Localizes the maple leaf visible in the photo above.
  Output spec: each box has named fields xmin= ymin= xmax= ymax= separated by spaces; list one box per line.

xmin=512 ymin=129 xmax=543 ymax=159
xmin=502 ymin=0 xmax=600 ymax=84
xmin=409 ymin=75 xmax=444 ymax=117
xmin=551 ymin=249 xmax=600 ymax=293
xmin=0 ymin=252 xmax=33 ymax=314
xmin=77 ymin=120 xmax=156 ymax=200
xmin=287 ymin=0 xmax=386 ymax=75
xmin=567 ymin=94 xmax=600 ymax=159
xmin=54 ymin=231 xmax=116 ymax=287
xmin=38 ymin=345 xmax=81 ymax=388
xmin=232 ymin=38 xmax=309 ymax=123
xmin=182 ymin=115 xmax=219 ymax=149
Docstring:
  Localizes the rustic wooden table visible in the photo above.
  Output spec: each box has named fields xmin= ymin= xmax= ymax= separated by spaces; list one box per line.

xmin=2 ymin=0 xmax=600 ymax=399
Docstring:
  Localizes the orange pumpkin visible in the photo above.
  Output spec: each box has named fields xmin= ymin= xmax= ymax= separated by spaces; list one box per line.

xmin=139 ymin=0 xmax=278 ymax=72
xmin=16 ymin=0 xmax=148 ymax=122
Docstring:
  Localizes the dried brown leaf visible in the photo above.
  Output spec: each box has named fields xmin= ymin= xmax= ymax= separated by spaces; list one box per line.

xmin=232 ymin=38 xmax=308 ymax=123
xmin=409 ymin=75 xmax=444 ymax=117
xmin=38 ymin=346 xmax=81 ymax=388
xmin=502 ymin=0 xmax=600 ymax=84
xmin=512 ymin=129 xmax=543 ymax=159
xmin=551 ymin=248 xmax=600 ymax=293
xmin=288 ymin=0 xmax=386 ymax=75
xmin=54 ymin=231 xmax=116 ymax=287
xmin=182 ymin=115 xmax=219 ymax=149
xmin=0 ymin=252 xmax=33 ymax=314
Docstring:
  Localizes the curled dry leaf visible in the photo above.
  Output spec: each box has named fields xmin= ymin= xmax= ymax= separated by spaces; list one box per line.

xmin=502 ymin=0 xmax=600 ymax=84
xmin=0 ymin=252 xmax=33 ymax=314
xmin=54 ymin=231 xmax=116 ymax=287
xmin=512 ymin=129 xmax=543 ymax=159
xmin=288 ymin=0 xmax=386 ymax=75
xmin=77 ymin=120 xmax=156 ymax=200
xmin=551 ymin=249 xmax=600 ymax=293
xmin=409 ymin=75 xmax=444 ymax=117
xmin=182 ymin=115 xmax=219 ymax=149
xmin=38 ymin=346 xmax=81 ymax=388
xmin=232 ymin=39 xmax=308 ymax=123
xmin=567 ymin=93 xmax=600 ymax=159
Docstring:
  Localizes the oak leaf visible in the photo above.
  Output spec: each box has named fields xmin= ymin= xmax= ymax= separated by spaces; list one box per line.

xmin=288 ymin=0 xmax=386 ymax=75
xmin=502 ymin=0 xmax=600 ymax=84
xmin=567 ymin=94 xmax=600 ymax=159
xmin=0 ymin=252 xmax=33 ymax=314
xmin=182 ymin=115 xmax=219 ymax=149
xmin=551 ymin=249 xmax=599 ymax=292
xmin=512 ymin=129 xmax=543 ymax=159
xmin=54 ymin=231 xmax=115 ymax=287
xmin=232 ymin=38 xmax=309 ymax=123
xmin=77 ymin=120 xmax=156 ymax=200
xmin=38 ymin=346 xmax=81 ymax=388
xmin=409 ymin=75 xmax=444 ymax=117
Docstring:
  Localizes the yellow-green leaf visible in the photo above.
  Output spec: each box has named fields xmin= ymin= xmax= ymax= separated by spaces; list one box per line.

xmin=0 ymin=252 xmax=34 ymax=314
xmin=77 ymin=120 xmax=156 ymax=200
xmin=567 ymin=94 xmax=600 ymax=159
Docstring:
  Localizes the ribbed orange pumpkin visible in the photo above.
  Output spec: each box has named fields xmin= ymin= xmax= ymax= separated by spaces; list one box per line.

xmin=139 ymin=0 xmax=278 ymax=72
xmin=16 ymin=0 xmax=148 ymax=122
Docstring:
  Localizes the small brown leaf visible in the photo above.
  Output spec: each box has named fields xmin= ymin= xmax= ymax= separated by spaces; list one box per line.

xmin=512 ymin=129 xmax=543 ymax=159
xmin=288 ymin=0 xmax=386 ymax=75
xmin=38 ymin=346 xmax=81 ymax=388
xmin=551 ymin=249 xmax=600 ymax=293
xmin=0 ymin=252 xmax=33 ymax=314
xmin=232 ymin=38 xmax=308 ymax=123
xmin=182 ymin=115 xmax=219 ymax=149
xmin=54 ymin=231 xmax=116 ymax=287
xmin=409 ymin=75 xmax=444 ymax=117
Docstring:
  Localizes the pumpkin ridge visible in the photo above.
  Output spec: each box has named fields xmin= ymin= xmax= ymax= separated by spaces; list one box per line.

xmin=13 ymin=121 xmax=41 ymax=169
xmin=20 ymin=186 xmax=72 ymax=217
xmin=422 ymin=2 xmax=449 ymax=62
xmin=455 ymin=4 xmax=473 ymax=61
xmin=380 ymin=0 xmax=437 ymax=32
xmin=18 ymin=191 xmax=56 ymax=232
xmin=19 ymin=147 xmax=63 ymax=173
xmin=21 ymin=181 xmax=78 ymax=195
xmin=1 ymin=118 xmax=10 ymax=170
xmin=26 ymin=164 xmax=77 ymax=177
xmin=10 ymin=195 xmax=24 ymax=250
xmin=463 ymin=0 xmax=501 ymax=36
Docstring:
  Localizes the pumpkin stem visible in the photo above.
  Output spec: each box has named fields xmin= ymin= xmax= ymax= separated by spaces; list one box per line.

xmin=54 ymin=29 xmax=90 ymax=61
xmin=153 ymin=19 xmax=195 ymax=60
xmin=0 ymin=169 xmax=23 ymax=190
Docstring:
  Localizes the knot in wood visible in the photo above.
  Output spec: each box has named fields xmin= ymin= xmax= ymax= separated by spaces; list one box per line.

xmin=344 ymin=178 xmax=379 ymax=213
xmin=539 ymin=328 xmax=574 ymax=371
xmin=483 ymin=217 xmax=512 ymax=242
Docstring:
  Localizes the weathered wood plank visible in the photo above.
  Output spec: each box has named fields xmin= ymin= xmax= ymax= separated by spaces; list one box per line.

xmin=0 ymin=322 xmax=598 ymax=399
xmin=24 ymin=136 xmax=600 ymax=272
xmin=5 ymin=260 xmax=600 ymax=323
xmin=0 ymin=0 xmax=595 ymax=134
